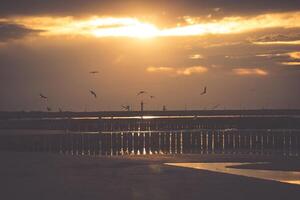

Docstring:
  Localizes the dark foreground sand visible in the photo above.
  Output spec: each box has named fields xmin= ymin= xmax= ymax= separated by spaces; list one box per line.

xmin=0 ymin=152 xmax=300 ymax=200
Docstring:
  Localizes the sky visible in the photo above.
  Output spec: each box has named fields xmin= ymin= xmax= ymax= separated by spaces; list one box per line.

xmin=0 ymin=0 xmax=300 ymax=111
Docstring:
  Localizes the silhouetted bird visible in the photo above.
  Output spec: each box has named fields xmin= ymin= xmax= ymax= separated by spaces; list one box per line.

xmin=39 ymin=93 xmax=48 ymax=99
xmin=90 ymin=71 xmax=99 ymax=74
xmin=212 ymin=104 xmax=220 ymax=109
xmin=163 ymin=105 xmax=167 ymax=111
xmin=121 ymin=105 xmax=130 ymax=111
xmin=46 ymin=107 xmax=52 ymax=112
xmin=150 ymin=95 xmax=155 ymax=99
xmin=200 ymin=86 xmax=207 ymax=95
xmin=137 ymin=91 xmax=147 ymax=96
xmin=89 ymin=90 xmax=97 ymax=98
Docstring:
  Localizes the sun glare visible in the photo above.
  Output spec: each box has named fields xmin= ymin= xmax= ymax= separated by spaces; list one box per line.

xmin=5 ymin=11 xmax=300 ymax=39
xmin=91 ymin=22 xmax=159 ymax=39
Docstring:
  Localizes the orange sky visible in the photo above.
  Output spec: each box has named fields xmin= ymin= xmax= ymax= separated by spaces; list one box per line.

xmin=0 ymin=1 xmax=300 ymax=111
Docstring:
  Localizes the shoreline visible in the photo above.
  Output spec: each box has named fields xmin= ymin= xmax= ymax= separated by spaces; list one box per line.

xmin=1 ymin=151 xmax=300 ymax=200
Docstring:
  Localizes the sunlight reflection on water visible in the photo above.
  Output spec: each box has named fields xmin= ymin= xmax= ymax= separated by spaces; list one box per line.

xmin=165 ymin=162 xmax=300 ymax=185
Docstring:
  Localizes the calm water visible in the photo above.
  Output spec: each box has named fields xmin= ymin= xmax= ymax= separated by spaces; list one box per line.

xmin=0 ymin=129 xmax=299 ymax=156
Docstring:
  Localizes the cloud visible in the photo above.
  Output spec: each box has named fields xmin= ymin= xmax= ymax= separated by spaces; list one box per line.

xmin=255 ymin=52 xmax=300 ymax=67
xmin=1 ymin=0 xmax=300 ymax=20
xmin=177 ymin=66 xmax=208 ymax=75
xmin=255 ymin=53 xmax=285 ymax=58
xmin=0 ymin=21 xmax=41 ymax=42
xmin=281 ymin=62 xmax=300 ymax=66
xmin=146 ymin=67 xmax=174 ymax=73
xmin=2 ymin=11 xmax=300 ymax=39
xmin=7 ymin=16 xmax=160 ymax=38
xmin=189 ymin=54 xmax=204 ymax=59
xmin=147 ymin=66 xmax=208 ymax=76
xmin=253 ymin=33 xmax=300 ymax=42
xmin=255 ymin=52 xmax=300 ymax=60
xmin=159 ymin=12 xmax=300 ymax=37
xmin=252 ymin=40 xmax=300 ymax=45
xmin=250 ymin=33 xmax=300 ymax=45
xmin=233 ymin=68 xmax=268 ymax=76
xmin=288 ymin=52 xmax=300 ymax=59
xmin=213 ymin=8 xmax=221 ymax=12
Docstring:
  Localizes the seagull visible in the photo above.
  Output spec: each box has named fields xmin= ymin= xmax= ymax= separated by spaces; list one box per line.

xmin=89 ymin=90 xmax=97 ymax=98
xmin=121 ymin=105 xmax=130 ymax=111
xmin=39 ymin=93 xmax=48 ymax=99
xmin=46 ymin=106 xmax=52 ymax=112
xmin=137 ymin=91 xmax=147 ymax=96
xmin=200 ymin=86 xmax=207 ymax=95
xmin=212 ymin=104 xmax=220 ymax=110
xmin=90 ymin=71 xmax=99 ymax=74
xmin=162 ymin=105 xmax=167 ymax=111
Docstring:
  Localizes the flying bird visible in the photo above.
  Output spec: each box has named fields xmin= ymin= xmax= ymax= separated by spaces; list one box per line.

xmin=89 ymin=71 xmax=99 ymax=74
xmin=121 ymin=105 xmax=130 ymax=111
xmin=89 ymin=90 xmax=97 ymax=98
xmin=162 ymin=105 xmax=167 ymax=111
xmin=200 ymin=86 xmax=207 ymax=95
xmin=137 ymin=91 xmax=147 ymax=96
xmin=150 ymin=95 xmax=155 ymax=99
xmin=212 ymin=104 xmax=220 ymax=110
xmin=39 ymin=93 xmax=48 ymax=99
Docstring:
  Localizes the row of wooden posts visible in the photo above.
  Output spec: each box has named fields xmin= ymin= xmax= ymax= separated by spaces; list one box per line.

xmin=0 ymin=130 xmax=299 ymax=156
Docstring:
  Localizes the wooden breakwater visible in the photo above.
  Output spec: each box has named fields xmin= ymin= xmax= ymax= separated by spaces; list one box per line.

xmin=0 ymin=129 xmax=299 ymax=156
xmin=0 ymin=110 xmax=300 ymax=156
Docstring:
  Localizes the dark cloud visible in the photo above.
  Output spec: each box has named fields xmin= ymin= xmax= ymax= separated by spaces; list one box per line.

xmin=252 ymin=33 xmax=300 ymax=42
xmin=0 ymin=22 xmax=41 ymax=42
xmin=0 ymin=0 xmax=300 ymax=18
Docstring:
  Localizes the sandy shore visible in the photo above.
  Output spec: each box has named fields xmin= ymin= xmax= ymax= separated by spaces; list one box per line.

xmin=0 ymin=152 xmax=299 ymax=200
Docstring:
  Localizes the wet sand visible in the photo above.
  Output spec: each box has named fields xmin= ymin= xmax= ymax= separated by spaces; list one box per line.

xmin=0 ymin=152 xmax=300 ymax=200
xmin=165 ymin=162 xmax=300 ymax=185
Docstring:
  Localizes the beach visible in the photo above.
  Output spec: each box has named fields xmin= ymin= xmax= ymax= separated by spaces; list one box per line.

xmin=1 ymin=152 xmax=299 ymax=200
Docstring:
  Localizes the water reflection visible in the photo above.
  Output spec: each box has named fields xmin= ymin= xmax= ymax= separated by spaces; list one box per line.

xmin=164 ymin=162 xmax=300 ymax=185
xmin=0 ymin=129 xmax=299 ymax=156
